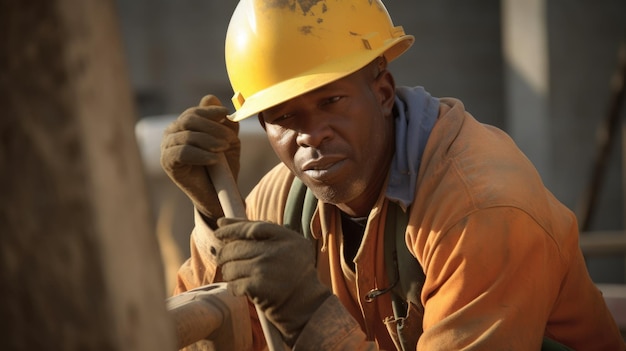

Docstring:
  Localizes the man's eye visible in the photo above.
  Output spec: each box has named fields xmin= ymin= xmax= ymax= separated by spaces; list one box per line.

xmin=269 ymin=113 xmax=293 ymax=124
xmin=322 ymin=96 xmax=342 ymax=105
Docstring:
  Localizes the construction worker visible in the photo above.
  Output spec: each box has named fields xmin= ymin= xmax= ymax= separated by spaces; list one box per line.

xmin=160 ymin=0 xmax=625 ymax=350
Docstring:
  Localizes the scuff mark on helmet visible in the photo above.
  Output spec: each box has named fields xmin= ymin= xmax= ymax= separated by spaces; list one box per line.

xmin=299 ymin=25 xmax=313 ymax=35
xmin=297 ymin=0 xmax=324 ymax=14
xmin=264 ymin=0 xmax=325 ymax=15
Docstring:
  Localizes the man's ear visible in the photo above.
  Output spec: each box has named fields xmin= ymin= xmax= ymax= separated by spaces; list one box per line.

xmin=375 ymin=70 xmax=396 ymax=117
xmin=257 ymin=113 xmax=266 ymax=130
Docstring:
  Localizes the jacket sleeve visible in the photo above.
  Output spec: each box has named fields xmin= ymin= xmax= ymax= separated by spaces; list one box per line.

xmin=293 ymin=296 xmax=379 ymax=351
xmin=416 ymin=207 xmax=562 ymax=350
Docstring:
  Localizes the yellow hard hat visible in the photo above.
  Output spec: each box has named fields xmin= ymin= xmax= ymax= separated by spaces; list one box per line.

xmin=225 ymin=0 xmax=414 ymax=121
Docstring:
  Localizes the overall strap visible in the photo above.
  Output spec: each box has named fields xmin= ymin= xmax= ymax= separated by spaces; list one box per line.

xmin=284 ymin=177 xmax=316 ymax=239
xmin=384 ymin=201 xmax=424 ymax=351
xmin=384 ymin=201 xmax=424 ymax=318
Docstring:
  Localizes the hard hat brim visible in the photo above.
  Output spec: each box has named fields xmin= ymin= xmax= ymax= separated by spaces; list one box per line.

xmin=227 ymin=35 xmax=414 ymax=122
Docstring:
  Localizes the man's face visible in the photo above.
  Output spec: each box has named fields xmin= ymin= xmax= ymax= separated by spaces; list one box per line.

xmin=259 ymin=65 xmax=396 ymax=216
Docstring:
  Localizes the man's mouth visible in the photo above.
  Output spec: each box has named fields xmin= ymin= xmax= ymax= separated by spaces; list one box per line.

xmin=301 ymin=156 xmax=346 ymax=181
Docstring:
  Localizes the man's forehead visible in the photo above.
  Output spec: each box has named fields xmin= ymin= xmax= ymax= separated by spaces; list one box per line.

xmin=262 ymin=81 xmax=343 ymax=114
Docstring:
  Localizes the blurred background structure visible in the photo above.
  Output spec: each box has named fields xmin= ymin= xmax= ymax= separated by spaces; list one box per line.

xmin=1 ymin=0 xmax=175 ymax=349
xmin=120 ymin=0 xmax=626 ymax=290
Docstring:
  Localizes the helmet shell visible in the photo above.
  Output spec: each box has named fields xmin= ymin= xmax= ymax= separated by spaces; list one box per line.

xmin=225 ymin=0 xmax=414 ymax=121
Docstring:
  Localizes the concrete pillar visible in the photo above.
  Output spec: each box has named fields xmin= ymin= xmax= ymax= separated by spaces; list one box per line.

xmin=501 ymin=0 xmax=552 ymax=185
xmin=0 ymin=0 xmax=175 ymax=349
xmin=503 ymin=0 xmax=626 ymax=283
xmin=547 ymin=1 xmax=625 ymax=283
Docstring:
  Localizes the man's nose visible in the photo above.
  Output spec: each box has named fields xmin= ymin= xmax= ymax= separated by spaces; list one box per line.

xmin=295 ymin=114 xmax=333 ymax=148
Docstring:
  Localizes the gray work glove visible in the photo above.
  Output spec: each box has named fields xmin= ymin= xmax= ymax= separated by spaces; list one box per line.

xmin=160 ymin=95 xmax=240 ymax=226
xmin=215 ymin=217 xmax=332 ymax=347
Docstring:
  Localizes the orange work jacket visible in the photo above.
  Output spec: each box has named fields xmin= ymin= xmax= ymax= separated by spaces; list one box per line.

xmin=175 ymin=97 xmax=624 ymax=350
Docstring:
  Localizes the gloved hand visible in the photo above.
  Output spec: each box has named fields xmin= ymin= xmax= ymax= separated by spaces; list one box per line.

xmin=215 ymin=217 xmax=332 ymax=347
xmin=160 ymin=95 xmax=241 ymax=225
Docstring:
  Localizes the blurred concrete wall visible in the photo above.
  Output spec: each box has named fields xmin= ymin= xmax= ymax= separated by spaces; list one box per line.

xmin=545 ymin=0 xmax=625 ymax=282
xmin=116 ymin=1 xmax=625 ymax=285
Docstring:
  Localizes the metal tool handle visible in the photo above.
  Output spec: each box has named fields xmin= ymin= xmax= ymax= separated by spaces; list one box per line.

xmin=208 ymin=153 xmax=286 ymax=351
